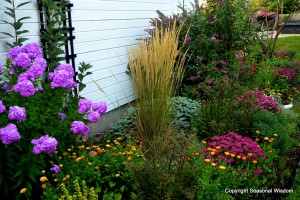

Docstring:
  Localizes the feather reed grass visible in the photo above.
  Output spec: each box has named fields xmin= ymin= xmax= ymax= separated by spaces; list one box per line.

xmin=127 ymin=22 xmax=188 ymax=156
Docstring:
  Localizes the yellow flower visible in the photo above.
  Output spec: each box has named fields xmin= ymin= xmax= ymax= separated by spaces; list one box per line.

xmin=255 ymin=130 xmax=260 ymax=134
xmin=230 ymin=154 xmax=235 ymax=158
xmin=105 ymin=164 xmax=109 ymax=168
xmin=216 ymin=146 xmax=221 ymax=150
xmin=252 ymin=160 xmax=258 ymax=164
xmin=86 ymin=147 xmax=91 ymax=150
xmin=65 ymin=175 xmax=70 ymax=179
xmin=40 ymin=176 xmax=48 ymax=182
xmin=255 ymin=138 xmax=259 ymax=142
xmin=58 ymin=156 xmax=62 ymax=160
xmin=264 ymin=137 xmax=269 ymax=141
xmin=247 ymin=153 xmax=253 ymax=157
xmin=59 ymin=164 xmax=63 ymax=168
xmin=67 ymin=149 xmax=71 ymax=152
xmin=224 ymin=152 xmax=230 ymax=156
xmin=95 ymin=166 xmax=100 ymax=170
xmin=20 ymin=188 xmax=27 ymax=194
xmin=41 ymin=184 xmax=47 ymax=189
xmin=194 ymin=152 xmax=199 ymax=156
xmin=273 ymin=134 xmax=278 ymax=137
xmin=207 ymin=147 xmax=212 ymax=151
xmin=54 ymin=179 xmax=58 ymax=182
xmin=204 ymin=159 xmax=210 ymax=163
xmin=237 ymin=155 xmax=241 ymax=159
xmin=88 ymin=162 xmax=93 ymax=166
xmin=41 ymin=170 xmax=46 ymax=174
xmin=115 ymin=174 xmax=120 ymax=178
xmin=107 ymin=140 xmax=111 ymax=143
xmin=128 ymin=157 xmax=133 ymax=161
xmin=76 ymin=157 xmax=82 ymax=162
xmin=105 ymin=144 xmax=111 ymax=148
xmin=117 ymin=137 xmax=122 ymax=141
xmin=211 ymin=163 xmax=217 ymax=167
xmin=202 ymin=140 xmax=207 ymax=144
xmin=219 ymin=166 xmax=226 ymax=170
xmin=210 ymin=151 xmax=216 ymax=156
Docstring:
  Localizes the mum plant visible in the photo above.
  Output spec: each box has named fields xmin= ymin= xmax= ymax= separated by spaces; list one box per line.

xmin=0 ymin=43 xmax=107 ymax=199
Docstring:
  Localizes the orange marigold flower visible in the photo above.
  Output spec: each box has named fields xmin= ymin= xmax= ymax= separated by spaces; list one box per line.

xmin=20 ymin=188 xmax=27 ymax=194
xmin=204 ymin=159 xmax=210 ymax=163
xmin=128 ymin=157 xmax=133 ymax=161
xmin=237 ymin=155 xmax=241 ymax=159
xmin=242 ymin=156 xmax=247 ymax=161
xmin=41 ymin=184 xmax=46 ymax=189
xmin=40 ymin=176 xmax=48 ymax=182
xmin=252 ymin=160 xmax=258 ymax=164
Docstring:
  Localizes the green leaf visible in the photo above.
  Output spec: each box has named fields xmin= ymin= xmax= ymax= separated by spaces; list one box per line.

xmin=114 ymin=193 xmax=122 ymax=200
xmin=18 ymin=16 xmax=31 ymax=22
xmin=4 ymin=0 xmax=12 ymax=4
xmin=85 ymin=72 xmax=92 ymax=76
xmin=78 ymin=74 xmax=83 ymax=81
xmin=17 ymin=37 xmax=29 ymax=44
xmin=5 ymin=7 xmax=15 ymax=15
xmin=1 ymin=32 xmax=14 ymax=38
xmin=16 ymin=30 xmax=29 ymax=35
xmin=120 ymin=185 xmax=126 ymax=193
xmin=95 ymin=186 xmax=101 ymax=193
xmin=4 ymin=11 xmax=15 ymax=18
xmin=109 ymin=181 xmax=117 ymax=188
xmin=17 ymin=1 xmax=31 ymax=9
xmin=13 ymin=168 xmax=24 ymax=179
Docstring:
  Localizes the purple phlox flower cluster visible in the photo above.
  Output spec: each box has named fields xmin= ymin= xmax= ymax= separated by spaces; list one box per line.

xmin=254 ymin=90 xmax=281 ymax=113
xmin=8 ymin=106 xmax=26 ymax=122
xmin=78 ymin=98 xmax=92 ymax=114
xmin=210 ymin=36 xmax=217 ymax=41
xmin=12 ymin=53 xmax=31 ymax=69
xmin=58 ymin=112 xmax=66 ymax=121
xmin=0 ymin=100 xmax=6 ymax=113
xmin=200 ymin=132 xmax=267 ymax=166
xmin=0 ymin=123 xmax=21 ymax=145
xmin=27 ymin=58 xmax=47 ymax=78
xmin=12 ymin=80 xmax=36 ymax=97
xmin=276 ymin=67 xmax=297 ymax=80
xmin=87 ymin=111 xmax=100 ymax=123
xmin=22 ymin=43 xmax=42 ymax=59
xmin=31 ymin=135 xmax=58 ymax=154
xmin=6 ymin=46 xmax=22 ymax=59
xmin=50 ymin=164 xmax=60 ymax=174
xmin=92 ymin=101 xmax=108 ymax=116
xmin=70 ymin=121 xmax=90 ymax=136
xmin=1 ymin=83 xmax=10 ymax=91
xmin=48 ymin=64 xmax=77 ymax=90
xmin=9 ymin=69 xmax=14 ymax=75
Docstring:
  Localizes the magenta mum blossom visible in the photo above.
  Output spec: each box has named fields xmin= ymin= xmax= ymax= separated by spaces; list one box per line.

xmin=78 ymin=98 xmax=92 ymax=114
xmin=8 ymin=106 xmax=26 ymax=122
xmin=70 ymin=121 xmax=90 ymax=136
xmin=31 ymin=135 xmax=58 ymax=154
xmin=0 ymin=123 xmax=21 ymax=145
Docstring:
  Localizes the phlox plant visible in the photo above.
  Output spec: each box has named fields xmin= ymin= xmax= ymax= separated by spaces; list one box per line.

xmin=0 ymin=43 xmax=107 ymax=199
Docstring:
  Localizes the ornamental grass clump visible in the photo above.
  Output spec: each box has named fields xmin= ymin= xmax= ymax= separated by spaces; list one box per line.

xmin=127 ymin=21 xmax=187 ymax=154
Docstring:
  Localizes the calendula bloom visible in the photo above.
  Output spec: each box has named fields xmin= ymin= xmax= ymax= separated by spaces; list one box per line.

xmin=219 ymin=166 xmax=226 ymax=170
xmin=31 ymin=135 xmax=58 ymax=154
xmin=8 ymin=106 xmax=26 ymax=122
xmin=78 ymin=98 xmax=92 ymax=114
xmin=20 ymin=188 xmax=27 ymax=194
xmin=0 ymin=123 xmax=21 ymax=145
xmin=40 ymin=176 xmax=48 ymax=182
xmin=0 ymin=100 xmax=6 ymax=113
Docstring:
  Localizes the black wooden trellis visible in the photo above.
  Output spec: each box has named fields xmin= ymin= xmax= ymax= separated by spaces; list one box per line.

xmin=37 ymin=0 xmax=77 ymax=82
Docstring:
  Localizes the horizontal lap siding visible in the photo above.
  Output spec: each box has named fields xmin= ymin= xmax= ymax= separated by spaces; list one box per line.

xmin=72 ymin=0 xmax=176 ymax=112
xmin=0 ymin=0 xmax=40 ymax=64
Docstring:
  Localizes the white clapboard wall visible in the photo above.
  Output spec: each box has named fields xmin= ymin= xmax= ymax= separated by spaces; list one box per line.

xmin=0 ymin=0 xmax=187 ymax=112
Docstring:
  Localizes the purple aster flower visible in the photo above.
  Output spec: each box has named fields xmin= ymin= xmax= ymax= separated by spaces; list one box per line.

xmin=31 ymin=135 xmax=58 ymax=154
xmin=78 ymin=98 xmax=92 ymax=114
xmin=6 ymin=46 xmax=22 ymax=59
xmin=8 ymin=106 xmax=26 ymax=122
xmin=58 ymin=112 xmax=66 ymax=121
xmin=0 ymin=100 xmax=6 ymax=113
xmin=12 ymin=53 xmax=31 ymax=69
xmin=211 ymin=36 xmax=217 ymax=41
xmin=0 ymin=123 xmax=21 ymax=145
xmin=92 ymin=101 xmax=108 ymax=116
xmin=22 ymin=43 xmax=42 ymax=59
xmin=86 ymin=111 xmax=100 ymax=123
xmin=50 ymin=164 xmax=60 ymax=174
xmin=12 ymin=80 xmax=36 ymax=97
xmin=27 ymin=58 xmax=47 ymax=78
xmin=70 ymin=121 xmax=90 ymax=136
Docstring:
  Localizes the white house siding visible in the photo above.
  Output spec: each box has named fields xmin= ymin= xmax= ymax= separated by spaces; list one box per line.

xmin=0 ymin=0 xmax=185 ymax=112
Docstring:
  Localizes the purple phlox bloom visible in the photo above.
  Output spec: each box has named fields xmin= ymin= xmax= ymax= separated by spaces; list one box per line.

xmin=50 ymin=164 xmax=60 ymax=174
xmin=211 ymin=36 xmax=217 ymax=41
xmin=6 ymin=46 xmax=22 ymax=59
xmin=9 ymin=69 xmax=14 ymax=75
xmin=56 ymin=64 xmax=75 ymax=77
xmin=8 ymin=106 xmax=26 ymax=122
xmin=92 ymin=102 xmax=108 ymax=116
xmin=70 ymin=121 xmax=90 ymax=136
xmin=12 ymin=80 xmax=36 ymax=97
xmin=0 ymin=100 xmax=6 ymax=113
xmin=22 ymin=43 xmax=42 ymax=59
xmin=18 ymin=72 xmax=35 ymax=82
xmin=78 ymin=98 xmax=92 ymax=114
xmin=58 ymin=112 xmax=66 ymax=121
xmin=1 ymin=83 xmax=10 ymax=91
xmin=87 ymin=111 xmax=101 ymax=123
xmin=48 ymin=64 xmax=77 ymax=90
xmin=12 ymin=53 xmax=31 ymax=69
xmin=31 ymin=135 xmax=58 ymax=154
xmin=0 ymin=123 xmax=21 ymax=145
xmin=27 ymin=58 xmax=47 ymax=78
